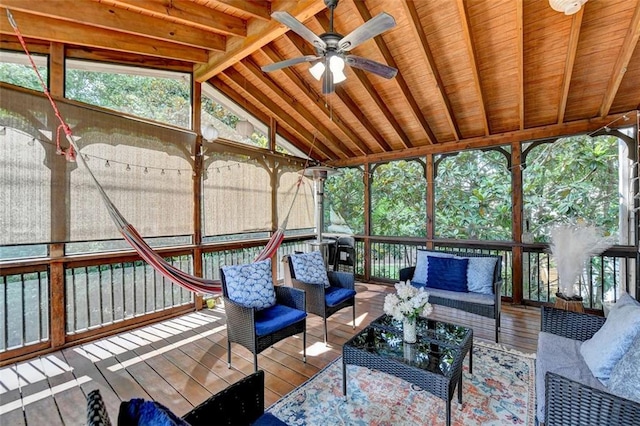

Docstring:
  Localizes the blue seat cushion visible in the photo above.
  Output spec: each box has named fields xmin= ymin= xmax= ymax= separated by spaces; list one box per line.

xmin=252 ymin=412 xmax=288 ymax=425
xmin=255 ymin=304 xmax=306 ymax=336
xmin=325 ymin=286 xmax=356 ymax=307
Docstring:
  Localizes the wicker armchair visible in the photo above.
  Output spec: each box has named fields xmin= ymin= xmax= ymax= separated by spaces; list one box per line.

xmin=286 ymin=254 xmax=356 ymax=345
xmin=540 ymin=306 xmax=640 ymax=426
xmin=220 ymin=268 xmax=307 ymax=372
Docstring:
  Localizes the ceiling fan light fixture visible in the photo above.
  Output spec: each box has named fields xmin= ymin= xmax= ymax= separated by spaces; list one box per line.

xmin=236 ymin=120 xmax=254 ymax=138
xmin=549 ymin=0 xmax=588 ymax=15
xmin=329 ymin=55 xmax=345 ymax=73
xmin=333 ymin=68 xmax=347 ymax=84
xmin=309 ymin=62 xmax=325 ymax=80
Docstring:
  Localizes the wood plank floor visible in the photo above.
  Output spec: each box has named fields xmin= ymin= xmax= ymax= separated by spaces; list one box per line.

xmin=0 ymin=283 xmax=541 ymax=425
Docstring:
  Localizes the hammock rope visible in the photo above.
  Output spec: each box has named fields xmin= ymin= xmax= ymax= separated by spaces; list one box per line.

xmin=7 ymin=9 xmax=310 ymax=295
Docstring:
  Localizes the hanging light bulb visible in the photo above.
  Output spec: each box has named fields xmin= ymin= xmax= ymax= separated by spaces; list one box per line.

xmin=126 ymin=164 xmax=131 ymax=171
xmin=548 ymin=0 xmax=588 ymax=15
xmin=105 ymin=160 xmax=110 ymax=168
xmin=28 ymin=138 xmax=35 ymax=147
xmin=177 ymin=169 xmax=181 ymax=176
xmin=0 ymin=126 xmax=6 ymax=135
xmin=144 ymin=167 xmax=149 ymax=174
xmin=201 ymin=123 xmax=219 ymax=142
xmin=309 ymin=61 xmax=325 ymax=81
xmin=329 ymin=55 xmax=346 ymax=84
xmin=161 ymin=169 xmax=165 ymax=175
xmin=236 ymin=119 xmax=254 ymax=137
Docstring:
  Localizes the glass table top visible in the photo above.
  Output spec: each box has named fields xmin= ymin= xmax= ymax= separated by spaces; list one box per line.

xmin=371 ymin=315 xmax=472 ymax=348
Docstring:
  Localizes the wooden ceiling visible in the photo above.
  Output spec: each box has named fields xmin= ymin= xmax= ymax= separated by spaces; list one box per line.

xmin=1 ymin=0 xmax=639 ymax=166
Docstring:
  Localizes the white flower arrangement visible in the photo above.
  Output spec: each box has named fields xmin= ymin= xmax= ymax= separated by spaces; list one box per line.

xmin=383 ymin=281 xmax=433 ymax=322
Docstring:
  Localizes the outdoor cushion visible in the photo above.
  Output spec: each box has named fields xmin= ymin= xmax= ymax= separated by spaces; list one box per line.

xmin=536 ymin=331 xmax=608 ymax=422
xmin=254 ymin=304 xmax=306 ymax=336
xmin=290 ymin=251 xmax=330 ymax=287
xmin=413 ymin=250 xmax=454 ymax=285
xmin=425 ymin=256 xmax=469 ymax=292
xmin=222 ymin=259 xmax=276 ymax=310
xmin=119 ymin=398 xmax=190 ymax=426
xmin=252 ymin=413 xmax=287 ymax=425
xmin=424 ymin=287 xmax=495 ymax=305
xmin=608 ymin=332 xmax=640 ymax=403
xmin=464 ymin=256 xmax=497 ymax=294
xmin=580 ymin=302 xmax=640 ymax=383
xmin=325 ymin=286 xmax=356 ymax=307
xmin=615 ymin=292 xmax=640 ymax=308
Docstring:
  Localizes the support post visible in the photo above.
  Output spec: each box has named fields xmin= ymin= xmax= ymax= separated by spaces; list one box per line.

xmin=192 ymin=81 xmax=203 ymax=309
xmin=511 ymin=141 xmax=524 ymax=304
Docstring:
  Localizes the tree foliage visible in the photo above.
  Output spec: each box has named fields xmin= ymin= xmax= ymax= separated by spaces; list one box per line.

xmin=0 ymin=63 xmax=47 ymax=92
xmin=325 ymin=167 xmax=365 ymax=234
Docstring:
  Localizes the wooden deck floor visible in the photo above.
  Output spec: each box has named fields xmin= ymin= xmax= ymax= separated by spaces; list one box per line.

xmin=0 ymin=283 xmax=541 ymax=425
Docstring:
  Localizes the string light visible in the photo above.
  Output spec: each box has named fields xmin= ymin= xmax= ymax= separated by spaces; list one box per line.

xmin=126 ymin=164 xmax=131 ymax=171
xmin=105 ymin=160 xmax=110 ymax=168
xmin=144 ymin=167 xmax=148 ymax=174
xmin=28 ymin=138 xmax=35 ymax=146
xmin=161 ymin=169 xmax=165 ymax=175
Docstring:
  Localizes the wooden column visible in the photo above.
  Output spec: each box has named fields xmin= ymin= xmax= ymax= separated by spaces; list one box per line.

xmin=511 ymin=141 xmax=524 ymax=304
xmin=192 ymin=80 xmax=203 ymax=309
xmin=48 ymin=42 xmax=67 ymax=348
xmin=270 ymin=159 xmax=279 ymax=281
xmin=363 ymin=163 xmax=371 ymax=281
xmin=269 ymin=117 xmax=277 ymax=152
xmin=425 ymin=154 xmax=435 ymax=249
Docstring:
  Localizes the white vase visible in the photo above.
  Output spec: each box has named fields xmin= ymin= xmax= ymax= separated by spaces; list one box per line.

xmin=403 ymin=317 xmax=417 ymax=343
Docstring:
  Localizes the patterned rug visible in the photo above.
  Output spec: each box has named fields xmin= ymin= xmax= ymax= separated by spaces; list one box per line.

xmin=268 ymin=341 xmax=536 ymax=425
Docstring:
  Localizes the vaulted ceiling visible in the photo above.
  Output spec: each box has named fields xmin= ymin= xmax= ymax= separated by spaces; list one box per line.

xmin=1 ymin=0 xmax=639 ymax=166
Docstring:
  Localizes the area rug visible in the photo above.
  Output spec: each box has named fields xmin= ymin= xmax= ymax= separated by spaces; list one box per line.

xmin=267 ymin=341 xmax=536 ymax=425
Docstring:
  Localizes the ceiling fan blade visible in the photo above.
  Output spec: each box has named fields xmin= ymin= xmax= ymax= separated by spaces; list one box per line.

xmin=271 ymin=11 xmax=327 ymax=51
xmin=261 ymin=55 xmax=319 ymax=72
xmin=338 ymin=12 xmax=396 ymax=52
xmin=345 ymin=55 xmax=398 ymax=79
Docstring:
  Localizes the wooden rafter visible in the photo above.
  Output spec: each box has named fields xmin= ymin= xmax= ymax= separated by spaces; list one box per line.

xmin=99 ymin=0 xmax=247 ymax=37
xmin=1 ymin=0 xmax=226 ymax=51
xmin=397 ymin=1 xmax=457 ymax=141
xmin=456 ymin=0 xmax=490 ymax=136
xmin=0 ymin=8 xmax=208 ymax=63
xmin=236 ymin=58 xmax=355 ymax=157
xmin=328 ymin=113 xmax=628 ymax=167
xmin=517 ymin=0 xmax=524 ymax=130
xmin=259 ymin=45 xmax=372 ymax=156
xmin=314 ymin=13 xmax=413 ymax=149
xmin=558 ymin=9 xmax=584 ymax=124
xmin=284 ymin=32 xmax=392 ymax=152
xmin=194 ymin=0 xmax=326 ymax=82
xmin=598 ymin=1 xmax=640 ymax=117
xmin=220 ymin=69 xmax=339 ymax=160
xmin=214 ymin=0 xmax=271 ymax=21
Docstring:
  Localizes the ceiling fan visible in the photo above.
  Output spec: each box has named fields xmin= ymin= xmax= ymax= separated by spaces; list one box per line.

xmin=261 ymin=0 xmax=398 ymax=94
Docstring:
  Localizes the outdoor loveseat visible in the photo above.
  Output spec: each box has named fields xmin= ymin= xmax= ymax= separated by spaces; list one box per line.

xmin=399 ymin=249 xmax=503 ymax=342
xmin=537 ymin=298 xmax=640 ymax=425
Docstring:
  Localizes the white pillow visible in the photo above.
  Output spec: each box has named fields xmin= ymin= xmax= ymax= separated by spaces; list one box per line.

xmin=465 ymin=256 xmax=498 ymax=294
xmin=580 ymin=303 xmax=640 ymax=382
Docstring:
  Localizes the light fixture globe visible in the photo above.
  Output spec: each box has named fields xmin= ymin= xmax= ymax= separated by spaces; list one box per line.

xmin=549 ymin=0 xmax=587 ymax=15
xmin=236 ymin=119 xmax=254 ymax=137
xmin=201 ymin=123 xmax=218 ymax=142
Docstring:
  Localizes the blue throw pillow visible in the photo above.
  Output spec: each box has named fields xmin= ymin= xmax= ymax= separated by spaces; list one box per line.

xmin=413 ymin=250 xmax=454 ymax=284
xmin=464 ymin=256 xmax=498 ymax=294
xmin=222 ymin=259 xmax=276 ymax=310
xmin=425 ymin=256 xmax=469 ymax=292
xmin=608 ymin=333 xmax=640 ymax=403
xmin=118 ymin=399 xmax=190 ymax=426
xmin=290 ymin=251 xmax=330 ymax=287
xmin=580 ymin=302 xmax=640 ymax=382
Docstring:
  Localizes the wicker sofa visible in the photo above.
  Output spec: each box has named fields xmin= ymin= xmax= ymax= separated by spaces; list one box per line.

xmin=538 ymin=305 xmax=640 ymax=426
xmin=399 ymin=249 xmax=503 ymax=342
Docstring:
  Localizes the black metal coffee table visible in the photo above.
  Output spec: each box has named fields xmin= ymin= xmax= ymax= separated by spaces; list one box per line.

xmin=342 ymin=314 xmax=473 ymax=426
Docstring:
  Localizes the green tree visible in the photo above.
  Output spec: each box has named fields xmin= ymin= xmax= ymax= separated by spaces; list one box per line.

xmin=325 ymin=167 xmax=365 ymax=234
xmin=0 ymin=63 xmax=47 ymax=92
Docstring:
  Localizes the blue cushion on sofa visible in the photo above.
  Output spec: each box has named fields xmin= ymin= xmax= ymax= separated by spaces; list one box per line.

xmin=325 ymin=286 xmax=356 ymax=307
xmin=119 ymin=399 xmax=190 ymax=426
xmin=465 ymin=256 xmax=498 ymax=294
xmin=580 ymin=302 xmax=640 ymax=382
xmin=425 ymin=256 xmax=469 ymax=292
xmin=413 ymin=250 xmax=454 ymax=285
xmin=255 ymin=304 xmax=306 ymax=336
xmin=222 ymin=259 xmax=276 ymax=310
xmin=608 ymin=332 xmax=640 ymax=403
xmin=290 ymin=251 xmax=330 ymax=287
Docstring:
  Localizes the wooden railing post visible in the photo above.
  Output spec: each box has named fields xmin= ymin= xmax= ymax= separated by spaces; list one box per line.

xmin=363 ymin=163 xmax=371 ymax=281
xmin=425 ymin=154 xmax=435 ymax=249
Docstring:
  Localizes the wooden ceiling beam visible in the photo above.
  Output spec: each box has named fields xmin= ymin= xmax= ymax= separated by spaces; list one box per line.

xmin=1 ymin=0 xmax=226 ymax=51
xmin=214 ymin=1 xmax=272 ymax=21
xmin=517 ymin=0 xmax=524 ymax=130
xmin=284 ymin=32 xmax=392 ymax=152
xmin=456 ymin=0 xmax=490 ymax=136
xmin=100 ymin=0 xmax=247 ymax=37
xmin=211 ymin=76 xmax=314 ymax=159
xmin=558 ymin=9 xmax=583 ymax=124
xmin=314 ymin=13 xmax=413 ymax=149
xmin=396 ymin=1 xmax=456 ymax=141
xmin=260 ymin=45 xmax=372 ymax=156
xmin=194 ymin=0 xmax=326 ymax=82
xmin=598 ymin=2 xmax=640 ymax=117
xmin=220 ymin=69 xmax=339 ymax=160
xmin=235 ymin=59 xmax=355 ymax=157
xmin=328 ymin=113 xmax=634 ymax=167
xmin=0 ymin=8 xmax=208 ymax=62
